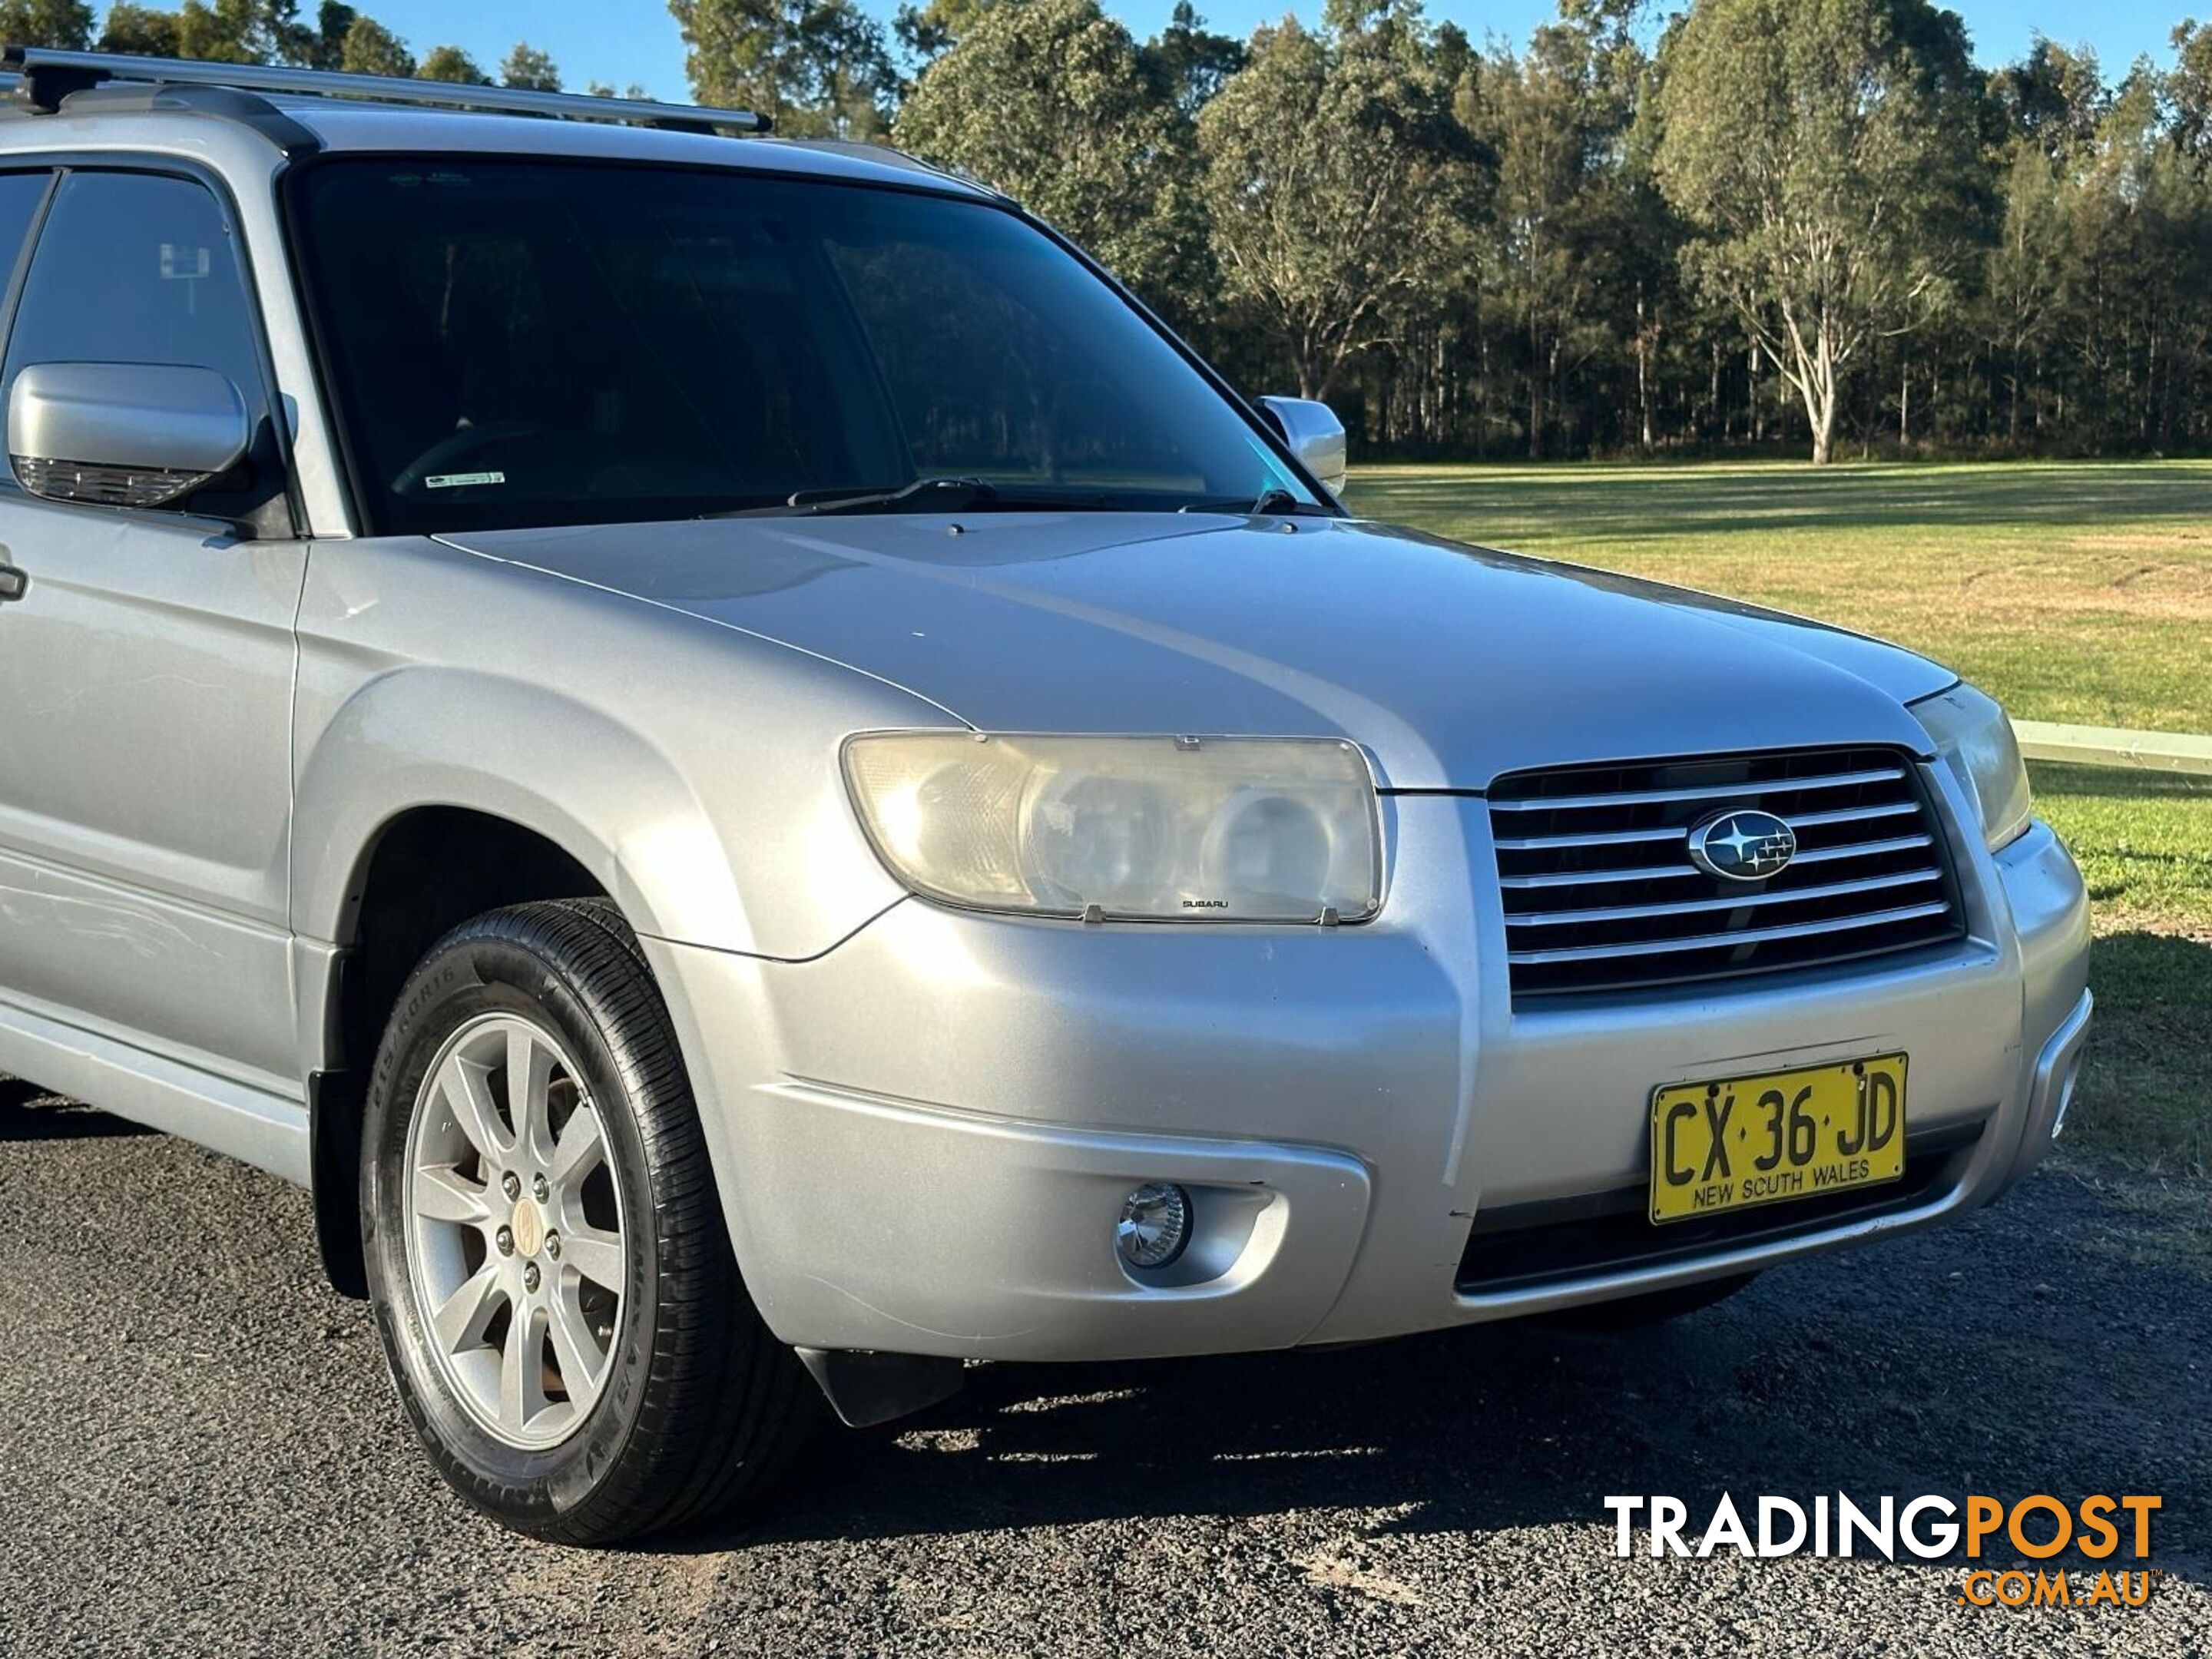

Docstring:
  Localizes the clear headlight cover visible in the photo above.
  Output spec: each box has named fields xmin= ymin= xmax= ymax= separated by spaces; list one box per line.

xmin=843 ymin=733 xmax=1383 ymax=922
xmin=1911 ymin=682 xmax=2033 ymax=850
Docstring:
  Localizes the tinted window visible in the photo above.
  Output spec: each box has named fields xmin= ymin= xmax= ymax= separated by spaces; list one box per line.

xmin=826 ymin=237 xmax=1189 ymax=484
xmin=290 ymin=160 xmax=1315 ymax=535
xmin=3 ymin=171 xmax=263 ymax=409
xmin=0 ymin=171 xmax=49 ymax=305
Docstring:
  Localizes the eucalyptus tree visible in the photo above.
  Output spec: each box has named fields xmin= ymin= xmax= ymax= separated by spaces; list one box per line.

xmin=97 ymin=3 xmax=182 ymax=54
xmin=336 ymin=13 xmax=412 ymax=75
xmin=417 ymin=44 xmax=488 ymax=84
xmin=94 ymin=0 xmax=253 ymax=60
xmin=1980 ymin=42 xmax=2102 ymax=442
xmin=672 ymin=0 xmax=899 ymax=137
xmin=0 ymin=0 xmax=94 ymax=48
xmin=1465 ymin=8 xmax=1647 ymax=455
xmin=94 ymin=0 xmax=368 ymax=65
xmin=1995 ymin=37 xmax=2108 ymax=158
xmin=891 ymin=0 xmax=993 ymax=65
xmin=895 ymin=0 xmax=1209 ymax=316
xmin=1147 ymin=1 xmax=1244 ymax=115
xmin=296 ymin=2 xmax=356 ymax=68
xmin=1651 ymin=0 xmax=1988 ymax=461
xmin=1195 ymin=8 xmax=1484 ymax=402
xmin=500 ymin=41 xmax=561 ymax=91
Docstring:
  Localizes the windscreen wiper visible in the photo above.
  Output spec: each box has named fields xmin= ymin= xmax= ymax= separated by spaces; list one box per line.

xmin=700 ymin=476 xmax=998 ymax=518
xmin=1177 ymin=487 xmax=1334 ymax=517
xmin=794 ymin=476 xmax=1001 ymax=515
xmin=704 ymin=477 xmax=1128 ymax=518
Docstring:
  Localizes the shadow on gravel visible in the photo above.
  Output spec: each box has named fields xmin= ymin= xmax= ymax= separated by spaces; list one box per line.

xmin=668 ymin=1170 xmax=2206 ymax=1588
xmin=0 ymin=1080 xmax=153 ymax=1141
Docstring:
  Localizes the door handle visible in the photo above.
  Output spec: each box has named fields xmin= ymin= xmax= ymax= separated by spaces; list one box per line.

xmin=0 ymin=558 xmax=25 ymax=604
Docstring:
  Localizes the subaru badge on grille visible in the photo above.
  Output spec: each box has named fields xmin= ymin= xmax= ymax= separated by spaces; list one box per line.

xmin=1687 ymin=809 xmax=1798 ymax=882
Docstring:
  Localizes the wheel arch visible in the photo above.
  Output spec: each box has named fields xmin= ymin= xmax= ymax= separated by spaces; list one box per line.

xmin=290 ymin=668 xmax=765 ymax=1296
xmin=288 ymin=661 xmax=916 ymax=1296
xmin=307 ymin=803 xmax=621 ymax=1297
xmin=293 ymin=667 xmax=757 ymax=958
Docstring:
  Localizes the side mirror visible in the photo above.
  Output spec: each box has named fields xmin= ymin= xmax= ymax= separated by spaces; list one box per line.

xmin=8 ymin=362 xmax=250 ymax=509
xmin=1257 ymin=395 xmax=1347 ymax=496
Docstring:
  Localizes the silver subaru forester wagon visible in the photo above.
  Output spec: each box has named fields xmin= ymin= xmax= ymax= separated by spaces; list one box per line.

xmin=0 ymin=48 xmax=2091 ymax=1542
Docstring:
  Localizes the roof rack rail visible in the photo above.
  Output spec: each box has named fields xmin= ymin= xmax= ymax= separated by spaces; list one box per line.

xmin=0 ymin=45 xmax=772 ymax=135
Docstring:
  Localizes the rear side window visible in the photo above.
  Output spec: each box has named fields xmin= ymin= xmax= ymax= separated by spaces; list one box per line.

xmin=2 ymin=171 xmax=263 ymax=411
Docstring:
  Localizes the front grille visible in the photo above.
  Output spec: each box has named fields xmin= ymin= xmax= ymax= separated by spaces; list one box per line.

xmin=1489 ymin=745 xmax=1964 ymax=999
xmin=1455 ymin=1122 xmax=1982 ymax=1294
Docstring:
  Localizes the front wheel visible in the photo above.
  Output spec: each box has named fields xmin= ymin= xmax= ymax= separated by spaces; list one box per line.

xmin=360 ymin=899 xmax=815 ymax=1542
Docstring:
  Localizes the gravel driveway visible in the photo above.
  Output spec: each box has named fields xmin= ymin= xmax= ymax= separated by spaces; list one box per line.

xmin=2 ymin=1084 xmax=2205 ymax=1657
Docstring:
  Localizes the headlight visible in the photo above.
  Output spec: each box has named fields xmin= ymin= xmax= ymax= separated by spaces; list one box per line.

xmin=1911 ymin=682 xmax=2032 ymax=850
xmin=843 ymin=732 xmax=1382 ymax=922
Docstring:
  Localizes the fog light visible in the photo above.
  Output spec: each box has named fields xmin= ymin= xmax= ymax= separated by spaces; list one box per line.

xmin=1116 ymin=1182 xmax=1191 ymax=1270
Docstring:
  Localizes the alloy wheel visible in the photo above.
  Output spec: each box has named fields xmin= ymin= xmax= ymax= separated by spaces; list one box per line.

xmin=402 ymin=1012 xmax=628 ymax=1450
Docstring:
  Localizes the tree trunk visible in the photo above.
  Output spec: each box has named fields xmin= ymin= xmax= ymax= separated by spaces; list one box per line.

xmin=1708 ymin=339 xmax=1722 ymax=442
xmin=1546 ymin=335 xmax=1561 ymax=457
xmin=1749 ymin=343 xmax=1762 ymax=444
xmin=1796 ymin=360 xmax=1839 ymax=465
xmin=1526 ymin=310 xmax=1544 ymax=460
xmin=1788 ymin=326 xmax=1841 ymax=465
xmin=1637 ymin=321 xmax=1654 ymax=451
xmin=1810 ymin=395 xmax=1837 ymax=464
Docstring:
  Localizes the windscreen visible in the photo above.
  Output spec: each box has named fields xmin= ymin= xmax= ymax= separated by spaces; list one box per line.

xmin=289 ymin=158 xmax=1318 ymax=534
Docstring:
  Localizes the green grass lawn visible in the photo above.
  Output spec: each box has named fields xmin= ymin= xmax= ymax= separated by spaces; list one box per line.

xmin=1347 ymin=460 xmax=2211 ymax=1173
xmin=1346 ymin=459 xmax=2212 ymax=734
xmin=2034 ymin=764 xmax=2211 ymax=1174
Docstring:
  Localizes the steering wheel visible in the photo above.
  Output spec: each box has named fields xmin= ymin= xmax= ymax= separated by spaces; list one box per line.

xmin=390 ymin=422 xmax=545 ymax=496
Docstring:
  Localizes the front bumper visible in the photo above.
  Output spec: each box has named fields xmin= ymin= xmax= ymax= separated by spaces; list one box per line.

xmin=646 ymin=774 xmax=2091 ymax=1363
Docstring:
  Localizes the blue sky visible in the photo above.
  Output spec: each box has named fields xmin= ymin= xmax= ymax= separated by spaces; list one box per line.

xmin=351 ymin=1 xmax=2197 ymax=103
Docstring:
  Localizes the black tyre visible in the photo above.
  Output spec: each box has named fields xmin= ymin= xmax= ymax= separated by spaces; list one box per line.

xmin=360 ymin=898 xmax=815 ymax=1543
xmin=1538 ymin=1270 xmax=1760 ymax=1332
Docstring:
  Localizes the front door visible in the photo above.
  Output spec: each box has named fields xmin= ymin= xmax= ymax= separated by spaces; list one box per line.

xmin=0 ymin=166 xmax=301 ymax=1094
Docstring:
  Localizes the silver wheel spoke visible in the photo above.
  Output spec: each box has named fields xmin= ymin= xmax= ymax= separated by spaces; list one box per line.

xmin=547 ymin=1101 xmax=608 ymax=1191
xmin=548 ymin=1282 xmax=609 ymax=1412
xmin=412 ymin=1164 xmax=492 ymax=1225
xmin=506 ymin=1025 xmax=558 ymax=1166
xmin=562 ymin=1224 xmax=624 ymax=1292
xmin=500 ymin=1303 xmax=548 ymax=1433
xmin=431 ymin=1261 xmax=505 ymax=1356
xmin=436 ymin=1052 xmax=511 ymax=1164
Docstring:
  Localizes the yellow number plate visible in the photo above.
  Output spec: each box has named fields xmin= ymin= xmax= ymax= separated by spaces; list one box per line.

xmin=1648 ymin=1054 xmax=1907 ymax=1224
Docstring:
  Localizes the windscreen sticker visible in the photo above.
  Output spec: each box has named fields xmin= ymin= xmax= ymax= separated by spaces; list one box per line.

xmin=425 ymin=471 xmax=507 ymax=490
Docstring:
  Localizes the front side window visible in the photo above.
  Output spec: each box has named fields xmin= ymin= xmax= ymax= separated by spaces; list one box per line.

xmin=288 ymin=159 xmax=1318 ymax=535
xmin=0 ymin=168 xmax=285 ymax=525
xmin=2 ymin=170 xmax=264 ymax=410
